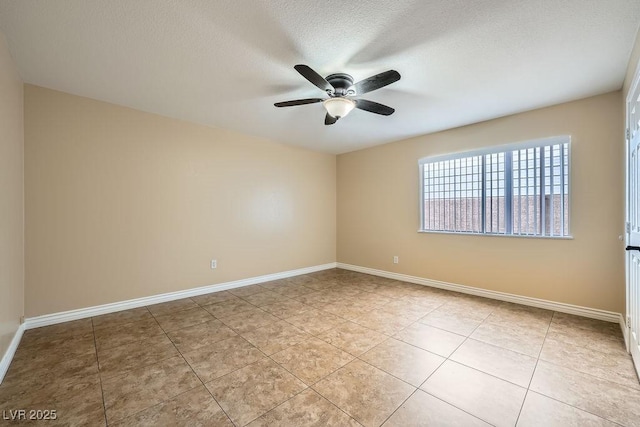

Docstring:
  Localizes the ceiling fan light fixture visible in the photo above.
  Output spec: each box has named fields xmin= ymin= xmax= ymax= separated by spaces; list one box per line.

xmin=275 ymin=65 xmax=400 ymax=125
xmin=323 ymin=97 xmax=355 ymax=119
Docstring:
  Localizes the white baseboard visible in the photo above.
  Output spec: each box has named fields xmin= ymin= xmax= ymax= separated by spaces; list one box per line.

xmin=620 ymin=313 xmax=630 ymax=351
xmin=0 ymin=324 xmax=25 ymax=385
xmin=15 ymin=261 xmax=628 ymax=364
xmin=25 ymin=262 xmax=337 ymax=330
xmin=337 ymin=263 xmax=622 ymax=323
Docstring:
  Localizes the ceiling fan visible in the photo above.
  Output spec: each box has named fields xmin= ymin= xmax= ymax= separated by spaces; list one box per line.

xmin=274 ymin=64 xmax=401 ymax=125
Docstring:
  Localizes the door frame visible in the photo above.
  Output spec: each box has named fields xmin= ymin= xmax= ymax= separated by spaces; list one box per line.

xmin=625 ymin=54 xmax=640 ymax=353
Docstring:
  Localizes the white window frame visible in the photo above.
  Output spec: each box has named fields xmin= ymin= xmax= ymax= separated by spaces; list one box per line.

xmin=418 ymin=136 xmax=572 ymax=239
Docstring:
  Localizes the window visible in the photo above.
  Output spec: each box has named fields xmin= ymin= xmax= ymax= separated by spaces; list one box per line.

xmin=419 ymin=136 xmax=570 ymax=237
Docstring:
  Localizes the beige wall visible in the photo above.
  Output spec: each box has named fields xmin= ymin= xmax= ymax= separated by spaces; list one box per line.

xmin=24 ymin=85 xmax=336 ymax=317
xmin=0 ymin=34 xmax=24 ymax=356
xmin=338 ymin=92 xmax=625 ymax=313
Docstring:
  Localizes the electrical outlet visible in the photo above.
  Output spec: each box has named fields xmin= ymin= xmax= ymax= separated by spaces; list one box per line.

xmin=210 ymin=259 xmax=217 ymax=269
xmin=393 ymin=256 xmax=399 ymax=264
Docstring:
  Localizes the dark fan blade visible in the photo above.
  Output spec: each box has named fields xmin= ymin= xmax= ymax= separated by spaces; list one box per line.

xmin=294 ymin=64 xmax=335 ymax=94
xmin=324 ymin=113 xmax=338 ymax=125
xmin=352 ymin=70 xmax=401 ymax=95
xmin=274 ymin=98 xmax=324 ymax=107
xmin=355 ymin=99 xmax=395 ymax=116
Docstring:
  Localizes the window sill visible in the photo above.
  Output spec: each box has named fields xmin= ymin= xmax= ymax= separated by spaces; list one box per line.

xmin=417 ymin=230 xmax=574 ymax=240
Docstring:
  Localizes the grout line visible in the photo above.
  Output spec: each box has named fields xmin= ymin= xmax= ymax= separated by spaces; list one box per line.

xmin=250 ymin=298 xmax=412 ymax=423
xmin=164 ymin=323 xmax=237 ymax=426
xmin=522 ymin=389 xmax=627 ymax=427
xmin=180 ymin=334 xmax=264 ymax=381
xmin=90 ymin=318 xmax=109 ymax=426
xmin=279 ymin=307 xmax=420 ymax=385
xmin=425 ymin=307 xmax=548 ymax=391
xmin=100 ymin=318 xmax=221 ymax=424
xmin=240 ymin=387 xmax=311 ymax=426
xmin=238 ymin=355 xmax=312 ymax=427
xmin=92 ymin=307 xmax=156 ymax=334
xmin=422 ymin=389 xmax=500 ymax=426
xmin=244 ymin=292 xmax=369 ymax=424
xmin=513 ymin=312 xmax=551 ymax=426
xmin=203 ymin=278 xmax=365 ymax=422
xmin=377 ymin=388 xmax=420 ymax=426
xmin=538 ymin=357 xmax=640 ymax=392
xmin=113 ymin=385 xmax=209 ymax=425
xmin=285 ymin=290 xmax=480 ymax=425
xmin=101 ymin=303 xmax=240 ymax=425
xmin=194 ymin=333 xmax=312 ymax=426
xmin=410 ymin=302 xmax=518 ymax=422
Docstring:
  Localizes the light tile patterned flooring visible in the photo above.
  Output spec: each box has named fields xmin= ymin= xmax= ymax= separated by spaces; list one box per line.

xmin=1 ymin=269 xmax=639 ymax=426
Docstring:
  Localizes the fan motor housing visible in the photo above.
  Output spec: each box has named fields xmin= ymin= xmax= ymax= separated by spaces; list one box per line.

xmin=326 ymin=73 xmax=355 ymax=96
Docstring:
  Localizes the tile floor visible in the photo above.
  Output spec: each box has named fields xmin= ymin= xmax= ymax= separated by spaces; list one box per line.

xmin=1 ymin=269 xmax=639 ymax=426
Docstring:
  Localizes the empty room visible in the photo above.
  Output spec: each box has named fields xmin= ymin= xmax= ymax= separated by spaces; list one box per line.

xmin=2 ymin=1 xmax=640 ymax=426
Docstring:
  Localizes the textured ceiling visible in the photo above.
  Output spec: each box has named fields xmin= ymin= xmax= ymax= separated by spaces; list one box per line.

xmin=1 ymin=0 xmax=639 ymax=154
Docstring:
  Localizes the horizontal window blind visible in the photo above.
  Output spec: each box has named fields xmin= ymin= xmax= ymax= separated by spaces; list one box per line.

xmin=420 ymin=137 xmax=570 ymax=237
xmin=423 ymin=156 xmax=483 ymax=233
